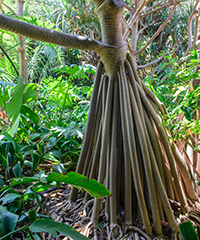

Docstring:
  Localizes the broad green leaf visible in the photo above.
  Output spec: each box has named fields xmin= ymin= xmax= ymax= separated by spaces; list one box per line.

xmin=0 ymin=226 xmax=28 ymax=240
xmin=6 ymin=76 xmax=24 ymax=122
xmin=0 ymin=177 xmax=40 ymax=195
xmin=29 ymin=218 xmax=89 ymax=239
xmin=20 ymin=105 xmax=40 ymax=124
xmin=52 ymin=163 xmax=64 ymax=173
xmin=33 ymin=234 xmax=42 ymax=240
xmin=31 ymin=153 xmax=41 ymax=174
xmin=32 ymin=183 xmax=51 ymax=193
xmin=197 ymin=226 xmax=200 ymax=238
xmin=179 ymin=221 xmax=198 ymax=240
xmin=0 ymin=153 xmax=8 ymax=173
xmin=30 ymin=219 xmax=57 ymax=237
xmin=28 ymin=209 xmax=37 ymax=223
xmin=2 ymin=130 xmax=18 ymax=153
xmin=12 ymin=162 xmax=22 ymax=177
xmin=46 ymin=172 xmax=111 ymax=199
xmin=0 ymin=206 xmax=19 ymax=237
xmin=43 ymin=153 xmax=59 ymax=162
xmin=7 ymin=115 xmax=20 ymax=137
xmin=23 ymin=83 xmax=38 ymax=103
xmin=0 ymin=193 xmax=21 ymax=205
xmin=0 ymin=179 xmax=4 ymax=188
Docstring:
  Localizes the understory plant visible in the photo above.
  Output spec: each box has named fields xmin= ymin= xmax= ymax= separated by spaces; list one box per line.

xmin=0 ymin=64 xmax=111 ymax=239
xmin=0 ymin=171 xmax=110 ymax=240
xmin=0 ymin=64 xmax=95 ymax=178
xmin=144 ymin=51 xmax=200 ymax=148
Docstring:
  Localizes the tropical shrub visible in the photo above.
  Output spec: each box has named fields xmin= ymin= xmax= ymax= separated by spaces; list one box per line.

xmin=0 ymin=64 xmax=95 ymax=178
xmin=144 ymin=51 xmax=200 ymax=145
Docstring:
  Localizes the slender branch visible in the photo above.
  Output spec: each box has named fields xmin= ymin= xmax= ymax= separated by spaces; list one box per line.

xmin=178 ymin=0 xmax=200 ymax=64
xmin=141 ymin=0 xmax=171 ymax=13
xmin=0 ymin=0 xmax=5 ymax=13
xmin=137 ymin=19 xmax=154 ymax=36
xmin=185 ymin=0 xmax=199 ymax=56
xmin=140 ymin=1 xmax=174 ymax=18
xmin=0 ymin=14 xmax=101 ymax=52
xmin=123 ymin=0 xmax=149 ymax=40
xmin=185 ymin=6 xmax=199 ymax=55
xmin=2 ymin=2 xmax=17 ymax=15
xmin=124 ymin=3 xmax=134 ymax=12
xmin=194 ymin=13 xmax=199 ymax=50
xmin=0 ymin=44 xmax=19 ymax=76
xmin=138 ymin=33 xmax=187 ymax=69
xmin=138 ymin=53 xmax=165 ymax=69
xmin=136 ymin=2 xmax=178 ymax=55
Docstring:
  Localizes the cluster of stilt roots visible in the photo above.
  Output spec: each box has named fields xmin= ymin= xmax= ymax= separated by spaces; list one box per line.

xmin=62 ymin=52 xmax=200 ymax=239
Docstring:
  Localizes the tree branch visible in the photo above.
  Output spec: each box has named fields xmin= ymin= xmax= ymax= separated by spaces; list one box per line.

xmin=123 ymin=0 xmax=149 ymax=40
xmin=140 ymin=1 xmax=174 ymax=18
xmin=0 ymin=14 xmax=101 ymax=52
xmin=138 ymin=53 xmax=165 ymax=69
xmin=136 ymin=2 xmax=178 ymax=55
xmin=183 ymin=0 xmax=200 ymax=56
xmin=138 ymin=34 xmax=187 ymax=70
xmin=137 ymin=19 xmax=154 ymax=36
xmin=2 ymin=2 xmax=17 ymax=15
xmin=194 ymin=13 xmax=199 ymax=50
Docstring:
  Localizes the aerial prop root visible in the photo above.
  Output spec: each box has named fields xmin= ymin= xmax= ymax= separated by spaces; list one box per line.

xmin=67 ymin=53 xmax=199 ymax=238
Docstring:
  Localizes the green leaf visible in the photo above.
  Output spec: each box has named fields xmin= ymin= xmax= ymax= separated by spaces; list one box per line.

xmin=179 ymin=221 xmax=198 ymax=240
xmin=7 ymin=115 xmax=20 ymax=137
xmin=12 ymin=162 xmax=22 ymax=177
xmin=52 ymin=163 xmax=64 ymax=173
xmin=28 ymin=209 xmax=37 ymax=223
xmin=0 ymin=226 xmax=28 ymax=240
xmin=23 ymin=83 xmax=38 ymax=103
xmin=43 ymin=153 xmax=59 ymax=162
xmin=197 ymin=226 xmax=200 ymax=238
xmin=0 ymin=153 xmax=9 ymax=174
xmin=0 ymin=193 xmax=21 ymax=205
xmin=0 ymin=206 xmax=19 ymax=238
xmin=32 ymin=184 xmax=51 ymax=193
xmin=2 ymin=130 xmax=18 ymax=153
xmin=46 ymin=172 xmax=111 ymax=199
xmin=29 ymin=218 xmax=89 ymax=239
xmin=20 ymin=105 xmax=40 ymax=124
xmin=0 ymin=177 xmax=40 ymax=195
xmin=6 ymin=76 xmax=24 ymax=122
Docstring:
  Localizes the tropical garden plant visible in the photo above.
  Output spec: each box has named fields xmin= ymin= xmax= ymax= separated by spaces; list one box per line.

xmin=0 ymin=0 xmax=200 ymax=239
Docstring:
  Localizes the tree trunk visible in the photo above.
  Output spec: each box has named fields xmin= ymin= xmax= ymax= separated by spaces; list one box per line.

xmin=15 ymin=0 xmax=28 ymax=83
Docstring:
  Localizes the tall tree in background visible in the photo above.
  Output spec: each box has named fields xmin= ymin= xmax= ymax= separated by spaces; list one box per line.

xmin=0 ymin=0 xmax=28 ymax=82
xmin=15 ymin=0 xmax=28 ymax=83
xmin=0 ymin=0 xmax=199 ymax=238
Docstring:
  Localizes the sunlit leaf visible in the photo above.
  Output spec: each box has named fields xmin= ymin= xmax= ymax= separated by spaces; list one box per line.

xmin=20 ymin=105 xmax=40 ymax=124
xmin=6 ymin=76 xmax=24 ymax=122
xmin=46 ymin=172 xmax=111 ymax=199
xmin=23 ymin=83 xmax=38 ymax=103
xmin=30 ymin=218 xmax=89 ymax=239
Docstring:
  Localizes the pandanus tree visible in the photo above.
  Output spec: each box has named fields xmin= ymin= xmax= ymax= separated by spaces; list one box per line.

xmin=0 ymin=0 xmax=199 ymax=239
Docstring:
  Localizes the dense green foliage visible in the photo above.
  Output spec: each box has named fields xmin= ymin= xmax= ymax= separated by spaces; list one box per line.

xmin=0 ymin=65 xmax=107 ymax=239
xmin=145 ymin=51 xmax=200 ymax=146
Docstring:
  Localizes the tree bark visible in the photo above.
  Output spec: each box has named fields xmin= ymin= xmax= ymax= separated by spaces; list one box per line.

xmin=15 ymin=0 xmax=28 ymax=83
xmin=0 ymin=14 xmax=101 ymax=52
